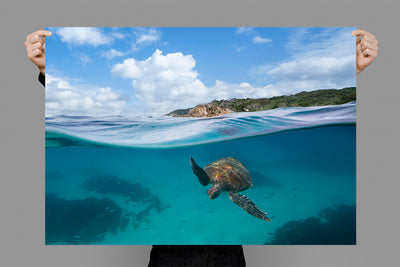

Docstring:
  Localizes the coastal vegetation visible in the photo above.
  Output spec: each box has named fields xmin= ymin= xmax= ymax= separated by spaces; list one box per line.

xmin=166 ymin=87 xmax=356 ymax=117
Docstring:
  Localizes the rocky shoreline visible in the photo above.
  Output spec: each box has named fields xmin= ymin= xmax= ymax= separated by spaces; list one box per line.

xmin=166 ymin=104 xmax=232 ymax=118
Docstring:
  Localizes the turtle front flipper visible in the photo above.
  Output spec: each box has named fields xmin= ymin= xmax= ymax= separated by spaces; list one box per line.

xmin=228 ymin=191 xmax=271 ymax=222
xmin=190 ymin=157 xmax=210 ymax=186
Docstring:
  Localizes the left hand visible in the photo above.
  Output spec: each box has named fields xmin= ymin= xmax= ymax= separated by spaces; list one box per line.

xmin=24 ymin=30 xmax=52 ymax=75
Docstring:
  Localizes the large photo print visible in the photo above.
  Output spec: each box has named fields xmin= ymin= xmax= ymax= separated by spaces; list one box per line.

xmin=45 ymin=27 xmax=356 ymax=245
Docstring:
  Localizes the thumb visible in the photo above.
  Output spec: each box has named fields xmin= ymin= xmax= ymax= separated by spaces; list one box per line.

xmin=40 ymin=30 xmax=52 ymax=45
xmin=355 ymin=35 xmax=361 ymax=44
xmin=41 ymin=36 xmax=46 ymax=54
xmin=355 ymin=37 xmax=362 ymax=55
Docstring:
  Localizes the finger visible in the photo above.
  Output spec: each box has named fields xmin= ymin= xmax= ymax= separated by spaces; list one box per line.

xmin=362 ymin=48 xmax=378 ymax=59
xmin=26 ymin=43 xmax=43 ymax=55
xmin=26 ymin=30 xmax=52 ymax=44
xmin=26 ymin=31 xmax=44 ymax=41
xmin=25 ymin=40 xmax=39 ymax=51
xmin=26 ymin=31 xmax=36 ymax=41
xmin=34 ymin=30 xmax=52 ymax=38
xmin=363 ymin=34 xmax=378 ymax=45
xmin=362 ymin=48 xmax=368 ymax=57
xmin=40 ymin=31 xmax=51 ymax=51
xmin=363 ymin=39 xmax=379 ymax=49
xmin=361 ymin=40 xmax=378 ymax=51
xmin=26 ymin=35 xmax=44 ymax=45
xmin=364 ymin=32 xmax=376 ymax=40
xmin=368 ymin=49 xmax=378 ymax=59
xmin=356 ymin=46 xmax=363 ymax=55
xmin=28 ymin=42 xmax=42 ymax=51
xmin=352 ymin=29 xmax=369 ymax=36
xmin=28 ymin=49 xmax=43 ymax=58
xmin=355 ymin=36 xmax=362 ymax=55
xmin=25 ymin=39 xmax=46 ymax=54
xmin=352 ymin=30 xmax=378 ymax=46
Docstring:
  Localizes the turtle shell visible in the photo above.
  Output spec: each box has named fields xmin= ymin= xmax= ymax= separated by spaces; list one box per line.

xmin=204 ymin=157 xmax=252 ymax=192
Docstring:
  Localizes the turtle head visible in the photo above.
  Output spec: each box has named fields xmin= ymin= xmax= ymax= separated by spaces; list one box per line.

xmin=208 ymin=185 xmax=222 ymax=199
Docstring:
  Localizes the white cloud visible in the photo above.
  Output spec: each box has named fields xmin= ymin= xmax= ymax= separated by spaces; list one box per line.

xmin=236 ymin=27 xmax=254 ymax=34
xmin=265 ymin=55 xmax=355 ymax=94
xmin=253 ymin=36 xmax=272 ymax=44
xmin=136 ymin=28 xmax=161 ymax=44
xmin=285 ymin=28 xmax=354 ymax=59
xmin=131 ymin=43 xmax=138 ymax=52
xmin=101 ymin=49 xmax=125 ymax=60
xmin=111 ymin=58 xmax=143 ymax=79
xmin=267 ymin=56 xmax=354 ymax=81
xmin=130 ymin=28 xmax=162 ymax=52
xmin=235 ymin=28 xmax=273 ymax=52
xmin=112 ymin=50 xmax=280 ymax=114
xmin=111 ymin=32 xmax=125 ymax=39
xmin=129 ymin=28 xmax=162 ymax=52
xmin=72 ymin=51 xmax=92 ymax=66
xmin=251 ymin=28 xmax=356 ymax=94
xmin=232 ymin=45 xmax=246 ymax=52
xmin=45 ymin=74 xmax=127 ymax=117
xmin=56 ymin=27 xmax=113 ymax=46
xmin=46 ymin=75 xmax=70 ymax=90
xmin=211 ymin=81 xmax=279 ymax=100
xmin=95 ymin=87 xmax=126 ymax=110
xmin=112 ymin=49 xmax=207 ymax=113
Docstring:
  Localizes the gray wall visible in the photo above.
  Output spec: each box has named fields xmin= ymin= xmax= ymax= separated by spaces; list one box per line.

xmin=0 ymin=0 xmax=398 ymax=266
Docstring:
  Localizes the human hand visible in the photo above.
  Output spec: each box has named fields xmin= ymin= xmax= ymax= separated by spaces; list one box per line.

xmin=24 ymin=30 xmax=52 ymax=75
xmin=352 ymin=29 xmax=378 ymax=75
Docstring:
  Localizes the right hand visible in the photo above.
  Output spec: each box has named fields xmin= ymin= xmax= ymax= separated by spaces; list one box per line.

xmin=352 ymin=29 xmax=379 ymax=75
xmin=24 ymin=30 xmax=52 ymax=75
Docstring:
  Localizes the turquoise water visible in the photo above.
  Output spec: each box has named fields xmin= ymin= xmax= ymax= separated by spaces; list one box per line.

xmin=45 ymin=103 xmax=356 ymax=245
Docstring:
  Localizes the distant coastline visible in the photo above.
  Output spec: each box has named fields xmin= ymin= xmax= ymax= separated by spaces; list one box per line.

xmin=166 ymin=87 xmax=356 ymax=118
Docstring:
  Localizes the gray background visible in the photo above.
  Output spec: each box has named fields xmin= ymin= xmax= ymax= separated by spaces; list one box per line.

xmin=0 ymin=0 xmax=398 ymax=266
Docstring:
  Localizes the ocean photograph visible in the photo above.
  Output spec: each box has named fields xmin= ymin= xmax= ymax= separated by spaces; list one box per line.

xmin=45 ymin=27 xmax=356 ymax=245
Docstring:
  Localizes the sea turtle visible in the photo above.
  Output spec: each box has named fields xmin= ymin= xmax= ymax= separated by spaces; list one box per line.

xmin=190 ymin=156 xmax=271 ymax=222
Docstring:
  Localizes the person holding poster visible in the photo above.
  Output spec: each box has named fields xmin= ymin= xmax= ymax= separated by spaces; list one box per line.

xmin=25 ymin=28 xmax=378 ymax=267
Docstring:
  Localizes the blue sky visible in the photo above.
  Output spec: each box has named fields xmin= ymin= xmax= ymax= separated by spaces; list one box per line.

xmin=45 ymin=27 xmax=356 ymax=117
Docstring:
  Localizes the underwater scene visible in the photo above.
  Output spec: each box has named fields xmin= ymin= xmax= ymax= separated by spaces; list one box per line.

xmin=45 ymin=102 xmax=356 ymax=245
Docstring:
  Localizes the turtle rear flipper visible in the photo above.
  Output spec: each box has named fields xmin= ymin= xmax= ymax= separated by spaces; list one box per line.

xmin=190 ymin=157 xmax=210 ymax=186
xmin=228 ymin=191 xmax=271 ymax=222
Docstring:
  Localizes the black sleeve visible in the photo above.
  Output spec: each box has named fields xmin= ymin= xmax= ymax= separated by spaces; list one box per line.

xmin=38 ymin=72 xmax=45 ymax=87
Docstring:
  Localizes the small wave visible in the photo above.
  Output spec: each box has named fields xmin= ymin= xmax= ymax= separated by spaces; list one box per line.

xmin=45 ymin=103 xmax=356 ymax=148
